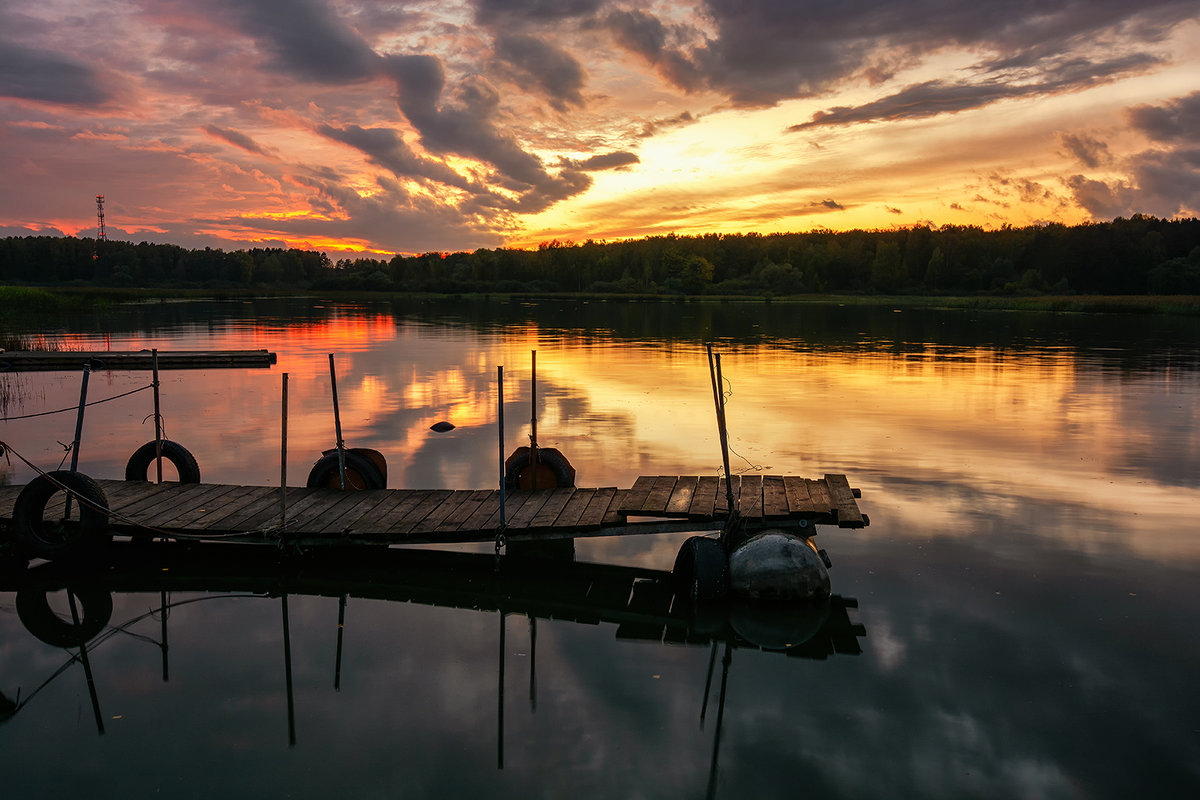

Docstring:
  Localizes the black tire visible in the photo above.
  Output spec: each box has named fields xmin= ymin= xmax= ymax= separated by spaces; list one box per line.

xmin=13 ymin=471 xmax=111 ymax=560
xmin=306 ymin=450 xmax=386 ymax=491
xmin=16 ymin=584 xmax=113 ymax=647
xmin=504 ymin=447 xmax=575 ymax=491
xmin=125 ymin=439 xmax=201 ymax=483
xmin=673 ymin=535 xmax=730 ymax=604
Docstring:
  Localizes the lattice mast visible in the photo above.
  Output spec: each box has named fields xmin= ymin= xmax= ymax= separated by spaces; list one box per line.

xmin=95 ymin=194 xmax=106 ymax=240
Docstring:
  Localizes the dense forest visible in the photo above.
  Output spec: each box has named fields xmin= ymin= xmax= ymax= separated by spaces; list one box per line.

xmin=3 ymin=215 xmax=1199 ymax=296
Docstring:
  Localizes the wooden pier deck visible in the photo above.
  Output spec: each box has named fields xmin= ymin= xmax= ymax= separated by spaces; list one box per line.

xmin=0 ymin=473 xmax=866 ymax=548
xmin=0 ymin=349 xmax=277 ymax=372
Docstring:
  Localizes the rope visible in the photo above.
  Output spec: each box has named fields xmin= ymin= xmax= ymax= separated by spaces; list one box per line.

xmin=1 ymin=383 xmax=152 ymax=422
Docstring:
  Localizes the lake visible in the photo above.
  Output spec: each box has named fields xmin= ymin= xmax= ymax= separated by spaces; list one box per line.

xmin=1 ymin=297 xmax=1198 ymax=798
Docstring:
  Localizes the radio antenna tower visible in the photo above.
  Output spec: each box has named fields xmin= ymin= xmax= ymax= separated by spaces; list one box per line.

xmin=96 ymin=194 xmax=107 ymax=240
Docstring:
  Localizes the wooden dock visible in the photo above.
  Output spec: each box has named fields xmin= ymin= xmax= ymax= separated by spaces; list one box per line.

xmin=0 ymin=349 xmax=277 ymax=371
xmin=0 ymin=473 xmax=866 ymax=548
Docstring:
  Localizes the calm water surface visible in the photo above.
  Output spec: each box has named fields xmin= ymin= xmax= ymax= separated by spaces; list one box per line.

xmin=1 ymin=298 xmax=1197 ymax=798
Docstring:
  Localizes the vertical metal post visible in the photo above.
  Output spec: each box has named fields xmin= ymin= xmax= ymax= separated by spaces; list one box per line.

xmin=529 ymin=350 xmax=538 ymax=485
xmin=497 ymin=610 xmax=506 ymax=770
xmin=714 ymin=353 xmax=736 ymax=514
xmin=68 ymin=590 xmax=104 ymax=735
xmin=64 ymin=364 xmax=91 ymax=519
xmin=152 ymin=349 xmax=163 ymax=483
xmin=329 ymin=354 xmax=346 ymax=490
xmin=334 ymin=594 xmax=347 ymax=691
xmin=498 ymin=365 xmax=506 ymax=529
xmin=280 ymin=373 xmax=289 ymax=532
xmin=282 ymin=593 xmax=296 ymax=747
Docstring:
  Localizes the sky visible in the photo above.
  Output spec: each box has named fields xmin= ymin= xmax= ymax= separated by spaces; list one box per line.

xmin=0 ymin=0 xmax=1198 ymax=257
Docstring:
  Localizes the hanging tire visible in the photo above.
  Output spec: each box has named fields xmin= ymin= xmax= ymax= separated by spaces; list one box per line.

xmin=13 ymin=471 xmax=111 ymax=560
xmin=16 ymin=584 xmax=113 ymax=647
xmin=306 ymin=449 xmax=386 ymax=490
xmin=504 ymin=447 xmax=576 ymax=491
xmin=125 ymin=440 xmax=201 ymax=483
xmin=672 ymin=535 xmax=729 ymax=604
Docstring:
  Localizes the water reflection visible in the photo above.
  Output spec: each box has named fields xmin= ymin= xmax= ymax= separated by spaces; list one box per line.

xmin=0 ymin=541 xmax=864 ymax=796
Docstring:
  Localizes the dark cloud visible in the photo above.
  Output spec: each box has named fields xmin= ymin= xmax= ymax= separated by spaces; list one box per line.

xmin=317 ymin=123 xmax=481 ymax=192
xmin=1059 ymin=132 xmax=1111 ymax=168
xmin=603 ymin=1 xmax=1195 ymax=110
xmin=215 ymin=0 xmax=378 ymax=83
xmin=1067 ymin=92 xmax=1200 ymax=219
xmin=790 ymin=52 xmax=1161 ymax=131
xmin=203 ymin=125 xmax=271 ymax=156
xmin=493 ymin=34 xmax=586 ymax=110
xmin=886 ymin=206 xmax=903 ymax=214
xmin=574 ymin=151 xmax=639 ymax=171
xmin=1126 ymin=91 xmax=1200 ymax=143
xmin=474 ymin=0 xmax=602 ymax=25
xmin=820 ymin=199 xmax=845 ymax=211
xmin=637 ymin=111 xmax=696 ymax=139
xmin=0 ymin=39 xmax=111 ymax=106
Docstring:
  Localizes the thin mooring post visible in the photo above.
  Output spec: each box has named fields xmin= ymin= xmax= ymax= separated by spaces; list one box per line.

xmin=497 ymin=610 xmax=506 ymax=770
xmin=280 ymin=373 xmax=289 ymax=532
xmin=529 ymin=350 xmax=538 ymax=481
xmin=706 ymin=346 xmax=736 ymax=516
xmin=328 ymin=354 xmax=347 ymax=490
xmin=282 ymin=593 xmax=297 ymax=747
xmin=69 ymin=591 xmax=105 ymax=735
xmin=335 ymin=594 xmax=347 ymax=691
xmin=64 ymin=364 xmax=92 ymax=519
xmin=152 ymin=349 xmax=163 ymax=483
xmin=498 ymin=365 xmax=506 ymax=529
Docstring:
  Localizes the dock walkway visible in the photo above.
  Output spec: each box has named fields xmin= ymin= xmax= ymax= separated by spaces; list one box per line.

xmin=0 ymin=473 xmax=866 ymax=548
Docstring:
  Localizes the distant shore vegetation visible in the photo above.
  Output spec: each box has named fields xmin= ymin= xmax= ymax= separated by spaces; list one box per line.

xmin=2 ymin=216 xmax=1199 ymax=306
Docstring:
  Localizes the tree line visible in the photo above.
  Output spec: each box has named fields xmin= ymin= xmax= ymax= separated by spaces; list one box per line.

xmin=3 ymin=215 xmax=1199 ymax=296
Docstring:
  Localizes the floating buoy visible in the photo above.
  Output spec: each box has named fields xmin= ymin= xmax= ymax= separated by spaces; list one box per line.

xmin=728 ymin=530 xmax=830 ymax=601
xmin=430 ymin=421 xmax=455 ymax=433
xmin=124 ymin=440 xmax=201 ymax=483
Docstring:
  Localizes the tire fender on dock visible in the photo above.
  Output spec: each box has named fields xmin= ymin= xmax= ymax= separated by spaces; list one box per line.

xmin=306 ymin=448 xmax=386 ymax=491
xmin=125 ymin=440 xmax=201 ymax=483
xmin=504 ymin=446 xmax=576 ymax=491
xmin=12 ymin=471 xmax=111 ymax=561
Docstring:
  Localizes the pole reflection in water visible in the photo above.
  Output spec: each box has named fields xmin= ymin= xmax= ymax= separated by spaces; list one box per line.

xmin=0 ymin=539 xmax=864 ymax=790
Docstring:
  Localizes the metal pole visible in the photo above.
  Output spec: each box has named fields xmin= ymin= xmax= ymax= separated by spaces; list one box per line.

xmin=498 ymin=365 xmax=506 ymax=529
xmin=282 ymin=593 xmax=296 ymax=746
xmin=280 ymin=373 xmax=289 ymax=532
xmin=714 ymin=353 xmax=736 ymax=515
xmin=64 ymin=364 xmax=91 ymax=519
xmin=334 ymin=594 xmax=347 ymax=691
xmin=497 ymin=610 xmax=506 ymax=770
xmin=705 ymin=641 xmax=733 ymax=800
xmin=152 ymin=349 xmax=163 ymax=483
xmin=529 ymin=350 xmax=538 ymax=486
xmin=68 ymin=590 xmax=105 ymax=736
xmin=329 ymin=354 xmax=346 ymax=490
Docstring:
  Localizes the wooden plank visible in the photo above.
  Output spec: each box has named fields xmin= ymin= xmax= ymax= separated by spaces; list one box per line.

xmin=198 ymin=486 xmax=280 ymax=531
xmin=115 ymin=483 xmax=214 ymax=522
xmin=437 ymin=490 xmax=494 ymax=532
xmin=155 ymin=485 xmax=257 ymax=530
xmin=462 ymin=492 xmax=504 ymax=532
xmin=108 ymin=482 xmax=181 ymax=517
xmin=529 ymin=488 xmax=575 ymax=528
xmin=689 ymin=476 xmax=718 ymax=518
xmin=482 ymin=490 xmax=534 ymax=530
xmin=639 ymin=476 xmax=678 ymax=514
xmin=783 ymin=475 xmax=815 ymax=514
xmin=762 ymin=475 xmax=789 ymax=518
xmin=267 ymin=488 xmax=348 ymax=532
xmin=0 ymin=349 xmax=276 ymax=372
xmin=806 ymin=478 xmax=833 ymax=514
xmin=288 ymin=490 xmax=374 ymax=535
xmin=315 ymin=490 xmax=395 ymax=534
xmin=337 ymin=490 xmax=420 ymax=536
xmin=507 ymin=490 xmax=553 ymax=529
xmin=619 ymin=476 xmax=657 ymax=514
xmin=552 ymin=488 xmax=594 ymax=528
xmin=664 ymin=476 xmax=698 ymax=517
xmin=738 ymin=474 xmax=764 ymax=519
xmin=136 ymin=483 xmax=248 ymax=528
xmin=219 ymin=487 xmax=315 ymax=532
xmin=714 ymin=474 xmax=739 ymax=514
xmin=824 ymin=473 xmax=865 ymax=528
xmin=578 ymin=487 xmax=617 ymax=528
xmin=235 ymin=486 xmax=312 ymax=534
xmin=389 ymin=490 xmax=453 ymax=534
xmin=413 ymin=490 xmax=481 ymax=534
xmin=602 ymin=489 xmax=630 ymax=526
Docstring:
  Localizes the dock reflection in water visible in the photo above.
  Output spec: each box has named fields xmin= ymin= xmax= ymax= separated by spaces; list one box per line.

xmin=0 ymin=542 xmax=863 ymax=792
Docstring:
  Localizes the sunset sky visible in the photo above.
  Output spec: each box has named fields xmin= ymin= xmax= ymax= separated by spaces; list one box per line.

xmin=1 ymin=0 xmax=1197 ymax=256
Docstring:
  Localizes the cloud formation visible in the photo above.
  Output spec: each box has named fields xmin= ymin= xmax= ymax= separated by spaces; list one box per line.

xmin=0 ymin=0 xmax=1196 ymax=253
